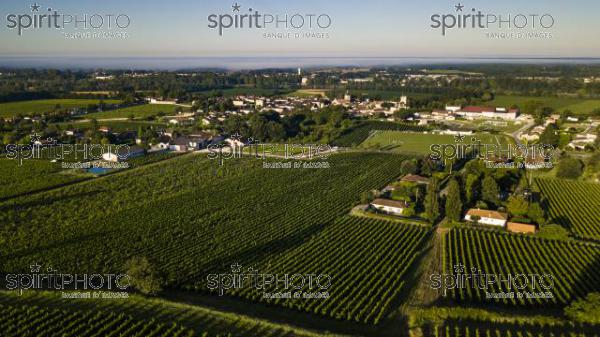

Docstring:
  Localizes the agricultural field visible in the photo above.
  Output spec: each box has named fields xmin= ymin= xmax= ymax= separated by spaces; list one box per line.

xmin=288 ymin=89 xmax=329 ymax=97
xmin=0 ymin=151 xmax=180 ymax=200
xmin=53 ymin=120 xmax=166 ymax=131
xmin=0 ymin=99 xmax=122 ymax=117
xmin=0 ymin=153 xmax=411 ymax=288
xmin=489 ymin=95 xmax=600 ymax=115
xmin=227 ymin=216 xmax=430 ymax=324
xmin=0 ymin=303 xmax=200 ymax=337
xmin=444 ymin=228 xmax=600 ymax=306
xmin=0 ymin=291 xmax=345 ymax=337
xmin=0 ymin=159 xmax=88 ymax=200
xmin=86 ymin=103 xmax=186 ymax=119
xmin=194 ymin=88 xmax=293 ymax=97
xmin=424 ymin=319 xmax=600 ymax=337
xmin=332 ymin=121 xmax=428 ymax=147
xmin=359 ymin=131 xmax=513 ymax=155
xmin=536 ymin=178 xmax=600 ymax=240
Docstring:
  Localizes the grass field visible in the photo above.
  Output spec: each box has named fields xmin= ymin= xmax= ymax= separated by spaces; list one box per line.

xmin=489 ymin=95 xmax=600 ymax=115
xmin=54 ymin=120 xmax=166 ymax=131
xmin=0 ymin=99 xmax=122 ymax=117
xmin=86 ymin=103 xmax=186 ymax=119
xmin=194 ymin=87 xmax=293 ymax=97
xmin=536 ymin=178 xmax=600 ymax=240
xmin=288 ymin=89 xmax=329 ymax=97
xmin=360 ymin=131 xmax=513 ymax=155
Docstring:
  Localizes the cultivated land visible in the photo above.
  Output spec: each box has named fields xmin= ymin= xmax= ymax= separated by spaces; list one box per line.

xmin=85 ymin=103 xmax=186 ymax=119
xmin=489 ymin=95 xmax=600 ymax=114
xmin=536 ymin=178 xmax=600 ymax=240
xmin=0 ymin=153 xmax=410 ymax=286
xmin=228 ymin=216 xmax=430 ymax=324
xmin=0 ymin=99 xmax=122 ymax=117
xmin=332 ymin=121 xmax=428 ymax=147
xmin=359 ymin=130 xmax=513 ymax=155
xmin=444 ymin=228 xmax=600 ymax=306
xmin=0 ymin=291 xmax=348 ymax=337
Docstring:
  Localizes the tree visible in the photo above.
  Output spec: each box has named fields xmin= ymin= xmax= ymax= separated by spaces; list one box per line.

xmin=445 ymin=178 xmax=463 ymax=222
xmin=527 ymin=202 xmax=546 ymax=225
xmin=465 ymin=174 xmax=480 ymax=204
xmin=124 ymin=256 xmax=163 ymax=295
xmin=425 ymin=178 xmax=440 ymax=223
xmin=539 ymin=123 xmax=560 ymax=147
xmin=556 ymin=157 xmax=583 ymax=179
xmin=360 ymin=191 xmax=374 ymax=205
xmin=507 ymin=195 xmax=529 ymax=217
xmin=537 ymin=224 xmax=569 ymax=240
xmin=564 ymin=292 xmax=600 ymax=324
xmin=481 ymin=175 xmax=499 ymax=206
xmin=400 ymin=160 xmax=418 ymax=175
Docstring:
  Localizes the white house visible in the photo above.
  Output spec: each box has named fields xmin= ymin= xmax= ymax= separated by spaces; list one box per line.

xmin=464 ymin=209 xmax=508 ymax=227
xmin=370 ymin=198 xmax=409 ymax=216
xmin=102 ymin=146 xmax=145 ymax=162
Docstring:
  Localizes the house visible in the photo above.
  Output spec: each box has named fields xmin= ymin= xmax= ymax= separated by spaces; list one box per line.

xmin=506 ymin=222 xmax=537 ymax=234
xmin=169 ymin=137 xmax=190 ymax=152
xmin=102 ymin=146 xmax=145 ymax=162
xmin=464 ymin=208 xmax=508 ymax=227
xmin=370 ymin=198 xmax=410 ymax=216
xmin=400 ymin=174 xmax=430 ymax=185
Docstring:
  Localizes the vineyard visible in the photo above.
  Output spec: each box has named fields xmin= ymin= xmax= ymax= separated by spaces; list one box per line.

xmin=0 ymin=159 xmax=86 ymax=200
xmin=331 ymin=121 xmax=428 ymax=147
xmin=536 ymin=178 xmax=600 ymax=240
xmin=0 ymin=303 xmax=205 ymax=337
xmin=224 ymin=216 xmax=430 ymax=324
xmin=444 ymin=228 xmax=600 ymax=306
xmin=0 ymin=153 xmax=411 ymax=289
xmin=0 ymin=291 xmax=346 ymax=337
xmin=424 ymin=319 xmax=600 ymax=337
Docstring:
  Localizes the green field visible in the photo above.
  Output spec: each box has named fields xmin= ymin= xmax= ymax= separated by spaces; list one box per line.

xmin=54 ymin=120 xmax=166 ymax=131
xmin=0 ymin=159 xmax=88 ymax=200
xmin=228 ymin=216 xmax=429 ymax=324
xmin=0 ymin=99 xmax=122 ymax=117
xmin=489 ymin=95 xmax=600 ymax=115
xmin=536 ymin=178 xmax=600 ymax=240
xmin=445 ymin=228 xmax=600 ymax=306
xmin=195 ymin=87 xmax=293 ymax=97
xmin=332 ymin=121 xmax=428 ymax=147
xmin=0 ymin=291 xmax=344 ymax=337
xmin=359 ymin=131 xmax=513 ymax=155
xmin=86 ymin=103 xmax=186 ymax=119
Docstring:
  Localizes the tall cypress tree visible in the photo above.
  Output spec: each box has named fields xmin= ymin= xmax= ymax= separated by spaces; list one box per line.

xmin=445 ymin=178 xmax=463 ymax=222
xmin=425 ymin=177 xmax=440 ymax=223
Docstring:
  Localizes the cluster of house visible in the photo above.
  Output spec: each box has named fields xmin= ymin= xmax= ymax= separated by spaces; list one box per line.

xmin=368 ymin=174 xmax=537 ymax=234
xmin=566 ymin=120 xmax=599 ymax=150
xmin=151 ymin=129 xmax=223 ymax=152
xmin=200 ymin=93 xmax=410 ymax=122
xmin=332 ymin=91 xmax=408 ymax=118
xmin=418 ymin=105 xmax=520 ymax=124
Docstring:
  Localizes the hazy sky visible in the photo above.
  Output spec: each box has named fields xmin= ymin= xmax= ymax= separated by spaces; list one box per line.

xmin=0 ymin=0 xmax=599 ymax=58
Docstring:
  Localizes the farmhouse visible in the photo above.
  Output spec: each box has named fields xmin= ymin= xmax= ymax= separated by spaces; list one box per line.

xmin=464 ymin=208 xmax=508 ymax=227
xmin=400 ymin=174 xmax=430 ymax=185
xmin=370 ymin=198 xmax=409 ymax=216
xmin=506 ymin=222 xmax=537 ymax=234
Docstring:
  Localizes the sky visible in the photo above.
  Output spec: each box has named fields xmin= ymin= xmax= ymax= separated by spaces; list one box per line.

xmin=0 ymin=0 xmax=599 ymax=62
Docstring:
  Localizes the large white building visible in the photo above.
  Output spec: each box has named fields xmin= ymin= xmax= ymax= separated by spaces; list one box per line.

xmin=464 ymin=209 xmax=508 ymax=227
